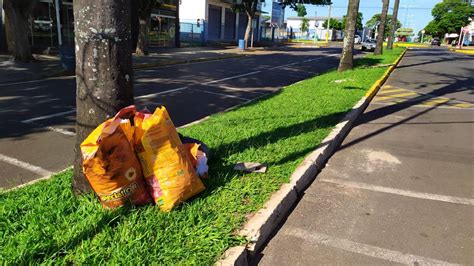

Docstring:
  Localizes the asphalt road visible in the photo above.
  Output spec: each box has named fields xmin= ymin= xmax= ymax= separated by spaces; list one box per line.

xmin=257 ymin=48 xmax=474 ymax=264
xmin=0 ymin=47 xmax=348 ymax=189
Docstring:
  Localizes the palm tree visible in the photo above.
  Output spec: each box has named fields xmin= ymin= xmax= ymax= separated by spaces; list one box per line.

xmin=374 ymin=0 xmax=390 ymax=55
xmin=387 ymin=0 xmax=400 ymax=50
xmin=338 ymin=0 xmax=360 ymax=72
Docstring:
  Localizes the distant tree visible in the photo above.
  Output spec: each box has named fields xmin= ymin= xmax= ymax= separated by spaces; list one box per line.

xmin=279 ymin=0 xmax=332 ymax=10
xmin=3 ymin=0 xmax=37 ymax=62
xmin=366 ymin=14 xmax=402 ymax=38
xmin=135 ymin=0 xmax=160 ymax=56
xmin=301 ymin=18 xmax=310 ymax=34
xmin=386 ymin=0 xmax=400 ymax=49
xmin=296 ymin=4 xmax=307 ymax=17
xmin=322 ymin=18 xmax=343 ymax=30
xmin=374 ymin=0 xmax=389 ymax=55
xmin=338 ymin=0 xmax=360 ymax=72
xmin=423 ymin=0 xmax=474 ymax=38
xmin=342 ymin=12 xmax=363 ymax=31
xmin=232 ymin=0 xmax=263 ymax=48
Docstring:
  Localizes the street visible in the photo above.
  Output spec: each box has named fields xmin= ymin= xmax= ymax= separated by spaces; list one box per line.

xmin=0 ymin=47 xmax=346 ymax=189
xmin=256 ymin=48 xmax=474 ymax=264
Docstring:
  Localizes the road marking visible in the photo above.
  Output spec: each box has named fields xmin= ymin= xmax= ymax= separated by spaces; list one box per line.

xmin=378 ymin=88 xmax=406 ymax=94
xmin=0 ymin=76 xmax=74 ymax=87
xmin=285 ymin=227 xmax=459 ymax=265
xmin=196 ymin=89 xmax=251 ymax=101
xmin=422 ymin=97 xmax=450 ymax=106
xmin=202 ymin=71 xmax=261 ymax=85
xmin=217 ymin=85 xmax=267 ymax=95
xmin=21 ymin=109 xmax=76 ymax=123
xmin=0 ymin=154 xmax=52 ymax=176
xmin=374 ymin=92 xmax=417 ymax=101
xmin=135 ymin=86 xmax=188 ymax=99
xmin=46 ymin=126 xmax=76 ymax=136
xmin=370 ymin=101 xmax=474 ymax=110
xmin=321 ymin=178 xmax=474 ymax=206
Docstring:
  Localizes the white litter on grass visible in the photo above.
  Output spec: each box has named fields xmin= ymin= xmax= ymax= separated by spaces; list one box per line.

xmin=332 ymin=78 xmax=354 ymax=84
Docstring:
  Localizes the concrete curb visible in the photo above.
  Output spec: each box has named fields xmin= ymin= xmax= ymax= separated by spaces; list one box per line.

xmin=216 ymin=49 xmax=407 ymax=266
xmin=448 ymin=48 xmax=474 ymax=55
xmin=0 ymin=53 xmax=246 ymax=85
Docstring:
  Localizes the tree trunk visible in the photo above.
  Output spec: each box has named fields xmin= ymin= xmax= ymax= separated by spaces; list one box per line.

xmin=3 ymin=0 xmax=36 ymax=62
xmin=136 ymin=8 xmax=151 ymax=56
xmin=374 ymin=0 xmax=389 ymax=55
xmin=386 ymin=0 xmax=400 ymax=50
xmin=244 ymin=12 xmax=253 ymax=48
xmin=73 ymin=0 xmax=134 ymax=194
xmin=338 ymin=0 xmax=360 ymax=72
xmin=175 ymin=1 xmax=180 ymax=48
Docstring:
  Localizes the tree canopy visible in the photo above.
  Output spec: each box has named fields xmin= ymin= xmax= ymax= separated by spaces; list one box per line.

xmin=342 ymin=12 xmax=363 ymax=31
xmin=423 ymin=0 xmax=474 ymax=38
xmin=322 ymin=18 xmax=343 ymax=30
xmin=296 ymin=4 xmax=307 ymax=17
xmin=366 ymin=14 xmax=402 ymax=37
xmin=279 ymin=0 xmax=332 ymax=10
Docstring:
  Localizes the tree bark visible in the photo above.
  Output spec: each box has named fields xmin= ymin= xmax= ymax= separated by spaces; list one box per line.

xmin=386 ymin=0 xmax=399 ymax=50
xmin=338 ymin=0 xmax=360 ymax=72
xmin=136 ymin=6 xmax=151 ymax=56
xmin=175 ymin=1 xmax=180 ymax=48
xmin=73 ymin=0 xmax=134 ymax=194
xmin=244 ymin=12 xmax=253 ymax=48
xmin=374 ymin=0 xmax=389 ymax=55
xmin=3 ymin=0 xmax=36 ymax=62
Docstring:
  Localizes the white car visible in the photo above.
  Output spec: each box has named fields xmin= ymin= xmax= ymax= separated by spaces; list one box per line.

xmin=361 ymin=39 xmax=377 ymax=51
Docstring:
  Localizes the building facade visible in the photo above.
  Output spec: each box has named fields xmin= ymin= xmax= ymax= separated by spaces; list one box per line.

xmin=180 ymin=0 xmax=262 ymax=42
xmin=0 ymin=0 xmax=261 ymax=53
xmin=285 ymin=16 xmax=343 ymax=40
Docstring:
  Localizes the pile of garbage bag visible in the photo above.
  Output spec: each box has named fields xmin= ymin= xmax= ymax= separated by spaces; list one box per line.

xmin=80 ymin=105 xmax=209 ymax=211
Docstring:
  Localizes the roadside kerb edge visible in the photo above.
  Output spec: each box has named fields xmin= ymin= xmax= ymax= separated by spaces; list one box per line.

xmin=216 ymin=48 xmax=407 ymax=266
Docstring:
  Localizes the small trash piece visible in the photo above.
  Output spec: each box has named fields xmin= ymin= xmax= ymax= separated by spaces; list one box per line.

xmin=234 ymin=162 xmax=268 ymax=173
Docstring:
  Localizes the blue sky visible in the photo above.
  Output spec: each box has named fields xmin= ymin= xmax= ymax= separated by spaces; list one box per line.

xmin=262 ymin=0 xmax=441 ymax=33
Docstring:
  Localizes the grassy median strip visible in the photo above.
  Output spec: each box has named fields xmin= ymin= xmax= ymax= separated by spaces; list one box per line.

xmin=0 ymin=47 xmax=404 ymax=264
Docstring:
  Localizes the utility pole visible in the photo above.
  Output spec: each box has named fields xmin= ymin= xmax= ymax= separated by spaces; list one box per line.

xmin=55 ymin=0 xmax=62 ymax=46
xmin=326 ymin=4 xmax=331 ymax=42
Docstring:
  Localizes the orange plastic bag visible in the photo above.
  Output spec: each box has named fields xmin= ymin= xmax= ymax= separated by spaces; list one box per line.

xmin=81 ymin=106 xmax=151 ymax=208
xmin=134 ymin=106 xmax=205 ymax=211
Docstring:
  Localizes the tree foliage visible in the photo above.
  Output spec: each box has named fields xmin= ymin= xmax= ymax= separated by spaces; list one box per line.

xmin=366 ymin=14 xmax=402 ymax=38
xmin=301 ymin=18 xmax=310 ymax=33
xmin=296 ymin=4 xmax=307 ymax=17
xmin=423 ymin=0 xmax=474 ymax=38
xmin=342 ymin=12 xmax=363 ymax=31
xmin=279 ymin=0 xmax=332 ymax=10
xmin=322 ymin=18 xmax=343 ymax=30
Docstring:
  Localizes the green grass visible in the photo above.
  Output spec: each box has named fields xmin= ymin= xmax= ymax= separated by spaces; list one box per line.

xmin=0 ymin=47 xmax=404 ymax=264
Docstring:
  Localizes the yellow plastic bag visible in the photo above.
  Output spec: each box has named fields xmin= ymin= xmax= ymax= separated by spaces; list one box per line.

xmin=134 ymin=107 xmax=205 ymax=211
xmin=81 ymin=106 xmax=151 ymax=208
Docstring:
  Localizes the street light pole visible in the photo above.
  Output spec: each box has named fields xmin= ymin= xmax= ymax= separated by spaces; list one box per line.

xmin=326 ymin=4 xmax=331 ymax=42
xmin=421 ymin=29 xmax=425 ymax=43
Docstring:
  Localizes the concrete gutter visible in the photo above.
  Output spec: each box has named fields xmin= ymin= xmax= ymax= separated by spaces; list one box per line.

xmin=215 ymin=49 xmax=407 ymax=266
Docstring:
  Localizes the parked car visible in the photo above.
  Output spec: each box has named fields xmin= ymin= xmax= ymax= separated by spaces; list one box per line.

xmin=33 ymin=17 xmax=53 ymax=32
xmin=354 ymin=35 xmax=361 ymax=44
xmin=361 ymin=39 xmax=377 ymax=51
xmin=431 ymin=38 xmax=441 ymax=46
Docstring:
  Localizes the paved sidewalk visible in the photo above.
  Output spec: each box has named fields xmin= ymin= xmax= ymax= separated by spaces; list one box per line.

xmin=0 ymin=46 xmax=250 ymax=84
xmin=255 ymin=49 xmax=474 ymax=264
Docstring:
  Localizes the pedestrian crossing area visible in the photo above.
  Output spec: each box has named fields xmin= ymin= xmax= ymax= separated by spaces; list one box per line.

xmin=373 ymin=85 xmax=474 ymax=109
